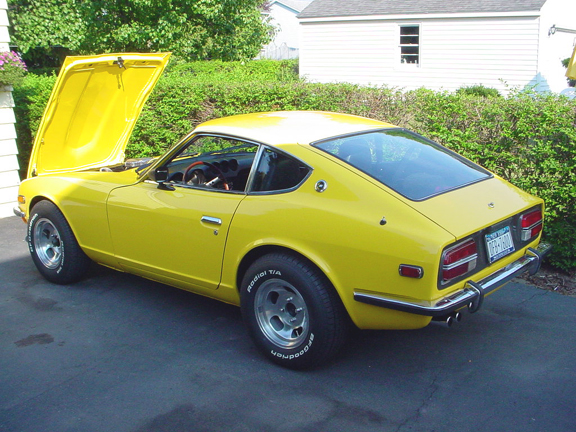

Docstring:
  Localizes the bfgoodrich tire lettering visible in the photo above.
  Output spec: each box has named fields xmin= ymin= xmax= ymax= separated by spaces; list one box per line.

xmin=240 ymin=253 xmax=348 ymax=369
xmin=28 ymin=201 xmax=91 ymax=284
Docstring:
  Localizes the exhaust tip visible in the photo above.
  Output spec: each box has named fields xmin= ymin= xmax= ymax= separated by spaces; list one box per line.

xmin=432 ymin=312 xmax=462 ymax=328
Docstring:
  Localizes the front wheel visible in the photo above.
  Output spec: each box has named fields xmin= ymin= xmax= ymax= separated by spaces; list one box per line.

xmin=27 ymin=201 xmax=91 ymax=284
xmin=240 ymin=253 xmax=348 ymax=369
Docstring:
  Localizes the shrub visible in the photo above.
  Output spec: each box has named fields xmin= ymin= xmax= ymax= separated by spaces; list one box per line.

xmin=405 ymin=89 xmax=576 ymax=270
xmin=12 ymin=72 xmax=56 ymax=174
xmin=0 ymin=51 xmax=28 ymax=86
xmin=11 ymin=60 xmax=576 ymax=271
xmin=168 ymin=59 xmax=300 ymax=83
xmin=456 ymin=84 xmax=501 ymax=98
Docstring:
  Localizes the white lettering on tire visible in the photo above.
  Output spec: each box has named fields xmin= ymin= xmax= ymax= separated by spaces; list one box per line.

xmin=27 ymin=213 xmax=38 ymax=254
xmin=270 ymin=333 xmax=314 ymax=360
xmin=247 ymin=269 xmax=282 ymax=293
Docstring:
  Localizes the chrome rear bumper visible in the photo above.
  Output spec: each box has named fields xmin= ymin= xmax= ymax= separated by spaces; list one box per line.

xmin=354 ymin=242 xmax=552 ymax=317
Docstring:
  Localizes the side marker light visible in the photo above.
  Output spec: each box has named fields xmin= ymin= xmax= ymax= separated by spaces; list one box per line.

xmin=399 ymin=265 xmax=424 ymax=279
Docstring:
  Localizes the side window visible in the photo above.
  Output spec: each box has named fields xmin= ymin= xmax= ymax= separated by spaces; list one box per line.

xmin=252 ymin=148 xmax=310 ymax=192
xmin=163 ymin=135 xmax=258 ymax=192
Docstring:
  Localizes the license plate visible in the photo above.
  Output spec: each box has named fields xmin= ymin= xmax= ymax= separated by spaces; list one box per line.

xmin=485 ymin=226 xmax=515 ymax=263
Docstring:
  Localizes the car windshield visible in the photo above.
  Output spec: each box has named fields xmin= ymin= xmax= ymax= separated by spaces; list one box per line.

xmin=314 ymin=129 xmax=491 ymax=200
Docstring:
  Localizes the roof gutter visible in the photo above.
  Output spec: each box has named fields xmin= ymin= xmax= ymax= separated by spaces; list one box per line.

xmin=298 ymin=10 xmax=542 ymax=23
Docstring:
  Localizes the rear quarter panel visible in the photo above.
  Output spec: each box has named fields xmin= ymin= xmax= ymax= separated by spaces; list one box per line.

xmin=222 ymin=145 xmax=455 ymax=329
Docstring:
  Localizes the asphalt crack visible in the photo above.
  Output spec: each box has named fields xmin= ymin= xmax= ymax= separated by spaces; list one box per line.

xmin=395 ymin=373 xmax=439 ymax=432
xmin=518 ymin=289 xmax=549 ymax=307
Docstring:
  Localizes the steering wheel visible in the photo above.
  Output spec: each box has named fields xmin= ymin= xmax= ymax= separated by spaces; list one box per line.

xmin=183 ymin=161 xmax=230 ymax=191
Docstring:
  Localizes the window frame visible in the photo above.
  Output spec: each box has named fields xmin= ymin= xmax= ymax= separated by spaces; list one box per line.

xmin=398 ymin=24 xmax=421 ymax=66
xmin=247 ymin=145 xmax=313 ymax=195
xmin=149 ymin=133 xmax=261 ymax=194
xmin=146 ymin=132 xmax=312 ymax=195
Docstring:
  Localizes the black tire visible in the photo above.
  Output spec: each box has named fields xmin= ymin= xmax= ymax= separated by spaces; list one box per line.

xmin=240 ymin=253 xmax=348 ymax=369
xmin=27 ymin=201 xmax=91 ymax=284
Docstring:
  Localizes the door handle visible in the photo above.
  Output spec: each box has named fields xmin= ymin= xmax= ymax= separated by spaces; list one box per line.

xmin=201 ymin=216 xmax=222 ymax=226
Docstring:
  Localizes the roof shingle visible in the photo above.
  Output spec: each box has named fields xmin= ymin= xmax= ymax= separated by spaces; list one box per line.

xmin=298 ymin=0 xmax=547 ymax=18
xmin=273 ymin=0 xmax=314 ymax=13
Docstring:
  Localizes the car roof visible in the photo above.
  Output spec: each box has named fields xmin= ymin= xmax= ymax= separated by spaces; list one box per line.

xmin=193 ymin=111 xmax=398 ymax=146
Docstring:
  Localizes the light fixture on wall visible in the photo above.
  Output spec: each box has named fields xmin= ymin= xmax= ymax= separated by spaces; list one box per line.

xmin=548 ymin=24 xmax=576 ymax=36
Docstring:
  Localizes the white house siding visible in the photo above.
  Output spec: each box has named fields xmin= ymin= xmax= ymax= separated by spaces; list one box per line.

xmin=538 ymin=0 xmax=576 ymax=92
xmin=300 ymin=20 xmax=393 ymax=83
xmin=300 ymin=14 xmax=546 ymax=94
xmin=271 ymin=3 xmax=302 ymax=49
xmin=422 ymin=17 xmax=541 ymax=91
xmin=0 ymin=0 xmax=19 ymax=218
xmin=260 ymin=2 xmax=310 ymax=59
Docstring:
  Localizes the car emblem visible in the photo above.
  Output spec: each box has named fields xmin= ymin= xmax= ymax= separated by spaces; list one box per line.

xmin=488 ymin=202 xmax=495 ymax=209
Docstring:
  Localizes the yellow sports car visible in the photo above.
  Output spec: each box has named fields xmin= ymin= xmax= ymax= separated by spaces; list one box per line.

xmin=15 ymin=53 xmax=551 ymax=368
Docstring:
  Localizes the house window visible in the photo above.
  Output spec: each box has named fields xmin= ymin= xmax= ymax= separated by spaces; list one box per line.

xmin=399 ymin=25 xmax=420 ymax=64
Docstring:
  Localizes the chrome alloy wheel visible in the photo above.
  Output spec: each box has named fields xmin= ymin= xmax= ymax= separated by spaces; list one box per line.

xmin=33 ymin=218 xmax=63 ymax=269
xmin=254 ymin=279 xmax=309 ymax=348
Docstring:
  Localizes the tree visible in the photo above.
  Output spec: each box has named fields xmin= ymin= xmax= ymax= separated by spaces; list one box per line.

xmin=9 ymin=0 xmax=272 ymax=64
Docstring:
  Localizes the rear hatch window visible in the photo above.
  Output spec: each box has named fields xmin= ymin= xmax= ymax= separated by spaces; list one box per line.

xmin=314 ymin=129 xmax=491 ymax=201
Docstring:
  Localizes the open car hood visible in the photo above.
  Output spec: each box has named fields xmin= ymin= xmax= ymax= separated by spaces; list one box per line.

xmin=27 ymin=53 xmax=170 ymax=177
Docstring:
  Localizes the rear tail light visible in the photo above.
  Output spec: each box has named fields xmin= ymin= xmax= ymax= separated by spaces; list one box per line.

xmin=520 ymin=209 xmax=543 ymax=241
xmin=441 ymin=239 xmax=477 ymax=283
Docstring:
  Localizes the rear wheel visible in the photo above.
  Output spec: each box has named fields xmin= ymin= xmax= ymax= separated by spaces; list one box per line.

xmin=28 ymin=201 xmax=91 ymax=284
xmin=240 ymin=253 xmax=348 ymax=369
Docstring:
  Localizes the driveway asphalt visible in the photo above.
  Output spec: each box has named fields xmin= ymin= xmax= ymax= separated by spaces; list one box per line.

xmin=0 ymin=215 xmax=575 ymax=432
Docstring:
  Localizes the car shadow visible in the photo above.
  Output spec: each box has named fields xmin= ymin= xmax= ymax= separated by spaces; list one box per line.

xmin=1 ymin=240 xmax=552 ymax=374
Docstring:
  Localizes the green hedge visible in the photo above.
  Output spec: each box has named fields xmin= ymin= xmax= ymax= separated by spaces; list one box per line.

xmin=12 ymin=60 xmax=576 ymax=272
xmin=12 ymin=73 xmax=57 ymax=173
